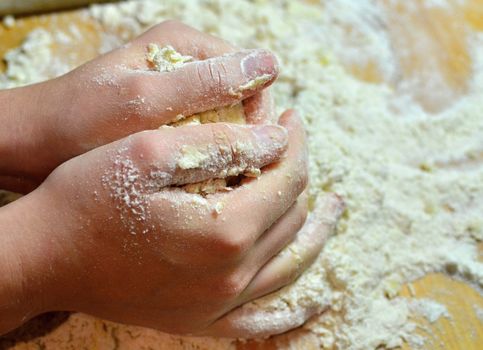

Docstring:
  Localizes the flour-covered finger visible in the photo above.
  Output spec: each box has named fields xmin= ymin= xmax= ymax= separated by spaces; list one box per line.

xmin=245 ymin=191 xmax=308 ymax=276
xmin=200 ymin=303 xmax=319 ymax=339
xmin=196 ymin=110 xmax=307 ymax=245
xmin=243 ymin=89 xmax=277 ymax=124
xmin=117 ymin=49 xmax=278 ymax=128
xmin=200 ymin=193 xmax=345 ymax=339
xmin=236 ymin=193 xmax=345 ymax=306
xmin=128 ymin=122 xmax=288 ymax=189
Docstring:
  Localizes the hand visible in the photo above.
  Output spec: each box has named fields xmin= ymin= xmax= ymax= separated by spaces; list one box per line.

xmin=0 ymin=109 xmax=333 ymax=337
xmin=0 ymin=20 xmax=278 ymax=193
xmin=201 ymin=193 xmax=345 ymax=338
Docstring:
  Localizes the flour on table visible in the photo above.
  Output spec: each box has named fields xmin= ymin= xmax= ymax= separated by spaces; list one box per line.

xmin=407 ymin=298 xmax=450 ymax=323
xmin=474 ymin=305 xmax=483 ymax=322
xmin=1 ymin=0 xmax=482 ymax=349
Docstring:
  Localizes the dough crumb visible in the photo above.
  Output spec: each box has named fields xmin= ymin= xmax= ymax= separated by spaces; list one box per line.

xmin=213 ymin=201 xmax=225 ymax=215
xmin=146 ymin=43 xmax=192 ymax=72
xmin=184 ymin=178 xmax=230 ymax=195
xmin=408 ymin=298 xmax=450 ymax=323
xmin=177 ymin=145 xmax=210 ymax=170
xmin=239 ymin=73 xmax=272 ymax=91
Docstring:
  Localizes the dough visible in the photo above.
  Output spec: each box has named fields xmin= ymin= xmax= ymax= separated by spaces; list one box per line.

xmin=148 ymin=44 xmax=250 ymax=195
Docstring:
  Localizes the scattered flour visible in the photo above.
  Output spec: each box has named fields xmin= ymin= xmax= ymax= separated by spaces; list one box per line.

xmin=407 ymin=298 xmax=450 ymax=323
xmin=101 ymin=151 xmax=151 ymax=235
xmin=0 ymin=0 xmax=482 ymax=349
xmin=0 ymin=29 xmax=54 ymax=87
xmin=177 ymin=145 xmax=211 ymax=170
xmin=474 ymin=305 xmax=483 ymax=322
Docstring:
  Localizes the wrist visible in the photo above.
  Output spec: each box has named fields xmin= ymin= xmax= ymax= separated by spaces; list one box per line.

xmin=0 ymin=188 xmax=76 ymax=334
xmin=0 ymin=82 xmax=62 ymax=182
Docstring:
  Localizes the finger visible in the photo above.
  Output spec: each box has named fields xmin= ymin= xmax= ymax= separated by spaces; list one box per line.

xmin=131 ymin=20 xmax=277 ymax=125
xmin=145 ymin=109 xmax=306 ymax=252
xmin=237 ymin=193 xmax=345 ymax=305
xmin=244 ymin=191 xmax=308 ymax=276
xmin=148 ymin=110 xmax=307 ymax=247
xmin=202 ymin=302 xmax=319 ymax=339
xmin=132 ymin=20 xmax=276 ymax=125
xmin=119 ymin=49 xmax=278 ymax=128
xmin=209 ymin=110 xmax=307 ymax=242
xmin=144 ymin=110 xmax=306 ymax=268
xmin=128 ymin=122 xmax=288 ymax=188
xmin=243 ymin=89 xmax=277 ymax=124
xmin=201 ymin=193 xmax=345 ymax=339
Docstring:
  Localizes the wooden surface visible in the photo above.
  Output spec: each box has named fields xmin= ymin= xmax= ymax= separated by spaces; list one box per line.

xmin=0 ymin=0 xmax=112 ymax=16
xmin=1 ymin=1 xmax=482 ymax=349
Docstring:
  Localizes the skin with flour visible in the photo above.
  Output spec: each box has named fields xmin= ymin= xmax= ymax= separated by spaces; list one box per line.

xmin=0 ymin=18 xmax=345 ymax=341
xmin=148 ymin=43 xmax=280 ymax=195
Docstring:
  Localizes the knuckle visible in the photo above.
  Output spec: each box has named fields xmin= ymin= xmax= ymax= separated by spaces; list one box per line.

xmin=124 ymin=74 xmax=148 ymax=99
xmin=195 ymin=60 xmax=227 ymax=96
xmin=211 ymin=224 xmax=251 ymax=260
xmin=217 ymin=235 xmax=250 ymax=259
xmin=210 ymin=124 xmax=238 ymax=161
xmin=128 ymin=131 xmax=159 ymax=163
xmin=118 ymin=76 xmax=156 ymax=119
xmin=216 ymin=273 xmax=246 ymax=300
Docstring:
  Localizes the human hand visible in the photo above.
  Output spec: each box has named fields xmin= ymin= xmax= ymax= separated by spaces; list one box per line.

xmin=0 ymin=108 xmax=333 ymax=337
xmin=0 ymin=21 xmax=277 ymax=192
xmin=201 ymin=192 xmax=345 ymax=339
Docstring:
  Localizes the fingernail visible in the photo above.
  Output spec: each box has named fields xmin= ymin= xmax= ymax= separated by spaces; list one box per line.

xmin=252 ymin=124 xmax=288 ymax=152
xmin=241 ymin=49 xmax=279 ymax=80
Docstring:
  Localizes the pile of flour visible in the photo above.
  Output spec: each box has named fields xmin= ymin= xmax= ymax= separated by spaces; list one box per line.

xmin=1 ymin=0 xmax=482 ymax=349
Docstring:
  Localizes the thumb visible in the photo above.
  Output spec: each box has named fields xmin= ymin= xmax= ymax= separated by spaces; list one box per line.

xmin=126 ymin=123 xmax=288 ymax=189
xmin=120 ymin=49 xmax=279 ymax=126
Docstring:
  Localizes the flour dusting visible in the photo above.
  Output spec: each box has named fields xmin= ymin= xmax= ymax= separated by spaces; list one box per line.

xmin=408 ymin=298 xmax=450 ymax=323
xmin=101 ymin=150 xmax=151 ymax=235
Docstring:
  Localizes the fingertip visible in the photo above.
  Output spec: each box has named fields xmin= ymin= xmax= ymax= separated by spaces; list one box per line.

xmin=316 ymin=192 xmax=346 ymax=222
xmin=251 ymin=124 xmax=289 ymax=158
xmin=278 ymin=109 xmax=303 ymax=129
xmin=241 ymin=49 xmax=279 ymax=83
xmin=306 ymin=193 xmax=346 ymax=247
xmin=243 ymin=90 xmax=277 ymax=125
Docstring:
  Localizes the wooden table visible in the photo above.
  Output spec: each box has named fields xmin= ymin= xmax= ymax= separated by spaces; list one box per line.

xmin=1 ymin=1 xmax=482 ymax=349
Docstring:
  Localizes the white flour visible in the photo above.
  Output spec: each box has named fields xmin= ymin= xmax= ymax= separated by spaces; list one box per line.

xmin=407 ymin=298 xmax=450 ymax=323
xmin=475 ymin=305 xmax=483 ymax=322
xmin=1 ymin=0 xmax=482 ymax=349
xmin=101 ymin=150 xmax=151 ymax=235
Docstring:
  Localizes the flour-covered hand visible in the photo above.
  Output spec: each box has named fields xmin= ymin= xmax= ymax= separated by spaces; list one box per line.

xmin=0 ymin=20 xmax=277 ymax=193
